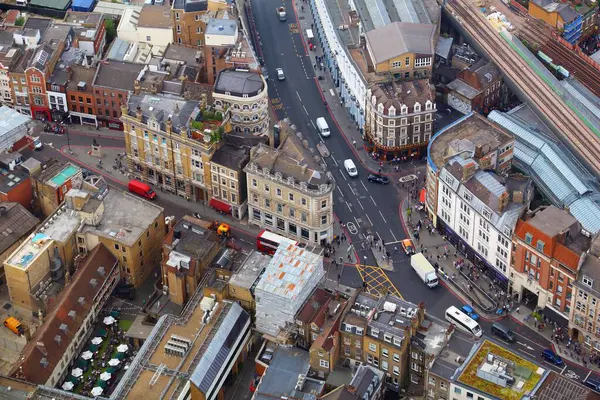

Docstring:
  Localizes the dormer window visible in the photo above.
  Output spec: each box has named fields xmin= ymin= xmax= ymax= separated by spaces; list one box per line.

xmin=388 ymin=106 xmax=396 ymax=117
xmin=414 ymin=102 xmax=421 ymax=113
xmin=371 ymin=95 xmax=377 ymax=105
xmin=377 ymin=103 xmax=384 ymax=114
xmin=425 ymin=100 xmax=433 ymax=110
xmin=583 ymin=276 xmax=594 ymax=288
xmin=401 ymin=105 xmax=408 ymax=115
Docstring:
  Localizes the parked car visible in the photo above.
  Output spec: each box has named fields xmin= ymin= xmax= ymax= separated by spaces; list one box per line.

xmin=491 ymin=322 xmax=515 ymax=342
xmin=541 ymin=349 xmax=563 ymax=366
xmin=113 ymin=283 xmax=136 ymax=300
xmin=401 ymin=239 xmax=415 ymax=255
xmin=367 ymin=174 xmax=389 ymax=184
xmin=461 ymin=305 xmax=480 ymax=321
xmin=583 ymin=377 xmax=600 ymax=392
xmin=128 ymin=179 xmax=157 ymax=200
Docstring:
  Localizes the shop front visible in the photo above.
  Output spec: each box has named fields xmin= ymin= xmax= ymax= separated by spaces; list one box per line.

xmin=31 ymin=106 xmax=51 ymax=122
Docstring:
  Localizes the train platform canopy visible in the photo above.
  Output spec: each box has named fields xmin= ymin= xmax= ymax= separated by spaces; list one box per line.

xmin=30 ymin=0 xmax=71 ymax=10
xmin=72 ymin=0 xmax=96 ymax=12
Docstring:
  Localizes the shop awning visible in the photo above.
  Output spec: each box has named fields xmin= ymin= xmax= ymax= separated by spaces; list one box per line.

xmin=541 ymin=306 xmax=568 ymax=327
xmin=419 ymin=188 xmax=427 ymax=203
xmin=209 ymin=198 xmax=232 ymax=214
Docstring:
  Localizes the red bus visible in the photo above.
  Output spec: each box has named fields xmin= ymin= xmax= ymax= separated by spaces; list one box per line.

xmin=256 ymin=230 xmax=298 ymax=255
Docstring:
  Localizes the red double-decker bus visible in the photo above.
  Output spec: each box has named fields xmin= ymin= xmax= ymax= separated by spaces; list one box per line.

xmin=256 ymin=230 xmax=298 ymax=255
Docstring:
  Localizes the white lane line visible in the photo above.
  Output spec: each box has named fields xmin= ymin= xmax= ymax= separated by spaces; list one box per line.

xmin=365 ymin=214 xmax=373 ymax=225
xmin=340 ymin=172 xmax=347 ymax=181
xmin=385 ymin=240 xmax=402 ymax=245
xmin=561 ymin=365 xmax=568 ymax=375
xmin=357 ymin=199 xmax=364 ymax=210
xmin=303 ymin=105 xmax=309 ymax=115
xmin=361 ymin=181 xmax=368 ymax=191
xmin=331 ymin=157 xmax=338 ymax=166
xmin=354 ymin=216 xmax=361 ymax=227
xmin=337 ymin=186 xmax=345 ymax=197
xmin=519 ymin=350 xmax=537 ymax=359
xmin=347 ymin=183 xmax=356 ymax=196
xmin=310 ymin=120 xmax=316 ymax=129
xmin=346 ymin=201 xmax=353 ymax=211
xmin=376 ymin=231 xmax=383 ymax=243
xmin=296 ymin=91 xmax=302 ymax=101
xmin=389 ymin=229 xmax=397 ymax=241
xmin=512 ymin=331 xmax=544 ymax=348
xmin=585 ymin=370 xmax=592 ymax=382
xmin=379 ymin=210 xmax=387 ymax=223
xmin=370 ymin=195 xmax=376 ymax=205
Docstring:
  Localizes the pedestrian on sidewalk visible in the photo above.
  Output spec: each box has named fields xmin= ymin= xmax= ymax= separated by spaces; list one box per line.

xmin=516 ymin=307 xmax=520 ymax=314
xmin=353 ymin=139 xmax=357 ymax=148
xmin=339 ymin=256 xmax=343 ymax=264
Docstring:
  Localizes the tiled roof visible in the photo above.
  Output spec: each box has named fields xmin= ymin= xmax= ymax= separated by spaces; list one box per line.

xmin=296 ymin=288 xmax=332 ymax=323
xmin=11 ymin=244 xmax=117 ymax=384
xmin=0 ymin=203 xmax=38 ymax=255
xmin=553 ymin=242 xmax=581 ymax=271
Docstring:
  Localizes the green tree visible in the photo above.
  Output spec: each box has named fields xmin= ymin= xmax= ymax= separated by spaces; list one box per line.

xmin=105 ymin=19 xmax=116 ymax=43
xmin=190 ymin=121 xmax=203 ymax=130
xmin=15 ymin=17 xmax=25 ymax=27
xmin=215 ymin=112 xmax=223 ymax=121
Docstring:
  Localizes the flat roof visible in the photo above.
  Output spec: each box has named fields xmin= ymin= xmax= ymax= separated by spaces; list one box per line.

xmin=0 ymin=106 xmax=31 ymax=138
xmin=0 ymin=169 xmax=28 ymax=195
xmin=455 ymin=340 xmax=546 ymax=400
xmin=81 ymin=187 xmax=163 ymax=247
xmin=7 ymin=232 xmax=53 ymax=270
xmin=429 ymin=331 xmax=475 ymax=380
xmin=229 ymin=251 xmax=270 ymax=290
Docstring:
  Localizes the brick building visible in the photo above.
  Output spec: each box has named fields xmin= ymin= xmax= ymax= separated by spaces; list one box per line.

xmin=26 ymin=44 xmax=61 ymax=121
xmin=66 ymin=65 xmax=98 ymax=126
xmin=511 ymin=205 xmax=591 ymax=321
xmin=92 ymin=61 xmax=144 ymax=129
xmin=446 ymin=59 xmax=503 ymax=114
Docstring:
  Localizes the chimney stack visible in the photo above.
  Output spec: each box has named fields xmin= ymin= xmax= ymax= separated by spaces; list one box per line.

xmin=136 ymin=106 xmax=143 ymax=122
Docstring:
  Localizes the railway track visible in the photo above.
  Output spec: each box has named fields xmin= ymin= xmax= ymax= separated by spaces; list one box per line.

xmin=447 ymin=0 xmax=600 ymax=175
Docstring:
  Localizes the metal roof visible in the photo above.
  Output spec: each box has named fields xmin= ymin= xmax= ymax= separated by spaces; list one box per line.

xmin=189 ymin=302 xmax=250 ymax=394
xmin=569 ymin=197 xmax=600 ymax=235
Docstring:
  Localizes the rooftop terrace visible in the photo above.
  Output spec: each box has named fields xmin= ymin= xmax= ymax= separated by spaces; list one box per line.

xmin=456 ymin=340 xmax=546 ymax=400
xmin=228 ymin=250 xmax=270 ymax=290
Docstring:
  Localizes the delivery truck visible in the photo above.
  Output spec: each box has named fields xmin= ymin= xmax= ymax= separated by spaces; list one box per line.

xmin=4 ymin=317 xmax=24 ymax=336
xmin=411 ymin=253 xmax=438 ymax=288
xmin=276 ymin=6 xmax=287 ymax=21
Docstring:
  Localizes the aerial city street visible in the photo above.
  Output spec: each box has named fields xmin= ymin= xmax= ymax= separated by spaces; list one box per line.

xmin=0 ymin=0 xmax=599 ymax=398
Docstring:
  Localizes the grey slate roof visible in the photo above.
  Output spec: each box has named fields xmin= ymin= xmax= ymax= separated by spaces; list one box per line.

xmin=127 ymin=94 xmax=199 ymax=134
xmin=172 ymin=0 xmax=207 ymax=12
xmin=189 ymin=302 xmax=250 ymax=393
xmin=214 ymin=70 xmax=264 ymax=97
xmin=28 ymin=45 xmax=54 ymax=72
xmin=210 ymin=144 xmax=249 ymax=171
xmin=106 ymin=38 xmax=131 ymax=61
xmin=254 ymin=347 xmax=314 ymax=400
xmin=365 ymin=22 xmax=435 ymax=64
xmin=93 ymin=61 xmax=144 ymax=91
xmin=0 ymin=203 xmax=39 ymax=255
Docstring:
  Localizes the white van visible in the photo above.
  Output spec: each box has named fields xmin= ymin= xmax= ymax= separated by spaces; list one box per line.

xmin=316 ymin=117 xmax=330 ymax=137
xmin=344 ymin=159 xmax=358 ymax=177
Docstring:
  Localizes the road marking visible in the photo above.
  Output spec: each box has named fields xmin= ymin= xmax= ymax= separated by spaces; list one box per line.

xmin=337 ymin=186 xmax=345 ymax=197
xmin=346 ymin=201 xmax=353 ymax=211
xmin=331 ymin=157 xmax=338 ymax=166
xmin=347 ymin=183 xmax=356 ymax=196
xmin=376 ymin=231 xmax=383 ymax=243
xmin=329 ymin=89 xmax=335 ymax=96
xmin=346 ymin=222 xmax=358 ymax=235
xmin=361 ymin=181 xmax=368 ymax=191
xmin=512 ymin=331 xmax=543 ymax=348
xmin=560 ymin=365 xmax=567 ymax=375
xmin=516 ymin=341 xmax=534 ymax=351
xmin=310 ymin=120 xmax=316 ymax=129
xmin=585 ymin=370 xmax=592 ymax=382
xmin=365 ymin=214 xmax=373 ymax=225
xmin=389 ymin=230 xmax=397 ymax=241
xmin=357 ymin=199 xmax=364 ymax=210
xmin=354 ymin=216 xmax=361 ymax=227
xmin=379 ymin=210 xmax=387 ymax=223
xmin=303 ymin=105 xmax=309 ymax=115
xmin=519 ymin=350 xmax=537 ymax=359
xmin=385 ymin=240 xmax=402 ymax=245
xmin=370 ymin=195 xmax=376 ymax=205
xmin=296 ymin=91 xmax=302 ymax=101
xmin=340 ymin=172 xmax=347 ymax=181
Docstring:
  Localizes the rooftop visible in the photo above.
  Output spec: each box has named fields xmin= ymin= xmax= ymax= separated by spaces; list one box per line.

xmin=412 ymin=315 xmax=452 ymax=357
xmin=210 ymin=144 xmax=249 ymax=171
xmin=228 ymin=250 xmax=270 ymax=290
xmin=428 ymin=113 xmax=514 ymax=172
xmin=163 ymin=43 xmax=202 ymax=67
xmin=368 ymin=294 xmax=422 ymax=343
xmin=0 ymin=203 xmax=39 ymax=256
xmin=127 ymin=93 xmax=199 ymax=135
xmin=349 ymin=365 xmax=384 ymax=398
xmin=64 ymin=10 xmax=103 ymax=26
xmin=365 ymin=22 xmax=435 ymax=64
xmin=137 ymin=4 xmax=172 ymax=29
xmin=369 ymin=79 xmax=434 ymax=112
xmin=526 ymin=205 xmax=578 ymax=238
xmin=172 ymin=0 xmax=208 ymax=12
xmin=0 ymin=168 xmax=28 ymax=194
xmin=255 ymin=244 xmax=324 ymax=300
xmin=574 ymin=236 xmax=600 ymax=297
xmin=296 ymin=287 xmax=333 ymax=324
xmin=254 ymin=346 xmax=323 ymax=400
xmin=22 ymin=17 xmax=52 ymax=37
xmin=206 ymin=18 xmax=238 ymax=37
xmin=455 ymin=340 xmax=547 ymax=400
xmin=11 ymin=244 xmax=118 ymax=384
xmin=531 ymin=370 xmax=600 ymax=400
xmin=116 ymin=300 xmax=249 ymax=400
xmin=0 ymin=106 xmax=31 ymax=139
xmin=428 ymin=330 xmax=474 ymax=379
xmin=66 ymin=64 xmax=96 ymax=92
xmin=35 ymin=160 xmax=81 ymax=189
xmin=170 ymin=216 xmax=220 ymax=260
xmin=93 ymin=61 xmax=144 ymax=91
xmin=214 ymin=69 xmax=264 ymax=97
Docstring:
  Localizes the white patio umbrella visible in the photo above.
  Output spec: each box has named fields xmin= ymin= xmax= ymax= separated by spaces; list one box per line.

xmin=100 ymin=371 xmax=112 ymax=381
xmin=103 ymin=316 xmax=116 ymax=325
xmin=91 ymin=337 xmax=103 ymax=345
xmin=81 ymin=350 xmax=93 ymax=360
xmin=108 ymin=358 xmax=120 ymax=366
xmin=61 ymin=381 xmax=74 ymax=391
xmin=71 ymin=368 xmax=83 ymax=378
xmin=91 ymin=387 xmax=103 ymax=396
xmin=117 ymin=344 xmax=129 ymax=353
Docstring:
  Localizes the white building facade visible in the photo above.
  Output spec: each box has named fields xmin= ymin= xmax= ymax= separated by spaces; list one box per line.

xmin=310 ymin=0 xmax=366 ymax=131
xmin=436 ymin=167 xmax=519 ymax=283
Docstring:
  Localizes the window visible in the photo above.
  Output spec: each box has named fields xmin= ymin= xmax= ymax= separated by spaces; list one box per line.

xmin=405 ymin=57 xmax=410 ymax=66
xmin=30 ymin=75 xmax=41 ymax=83
xmin=393 ymin=366 xmax=400 ymax=376
xmin=319 ymin=359 xmax=329 ymax=368
xmin=381 ymin=360 xmax=388 ymax=371
xmin=264 ymin=184 xmax=270 ymax=192
xmin=252 ymin=179 xmax=257 ymax=187
xmin=321 ymin=215 xmax=327 ymax=225
xmin=583 ymin=276 xmax=594 ymax=288
xmin=393 ymin=353 xmax=400 ymax=362
xmin=525 ymin=233 xmax=533 ymax=244
xmin=301 ymin=198 xmax=307 ymax=206
xmin=368 ymin=343 xmax=376 ymax=352
xmin=289 ymin=193 xmax=294 ymax=202
xmin=392 ymin=61 xmax=402 ymax=68
xmin=276 ymin=188 xmax=282 ymax=196
xmin=537 ymin=240 xmax=545 ymax=252
xmin=382 ymin=348 xmax=388 ymax=357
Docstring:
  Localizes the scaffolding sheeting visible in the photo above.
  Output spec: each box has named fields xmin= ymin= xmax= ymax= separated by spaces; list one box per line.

xmin=0 ymin=106 xmax=30 ymax=153
xmin=255 ymin=244 xmax=325 ymax=336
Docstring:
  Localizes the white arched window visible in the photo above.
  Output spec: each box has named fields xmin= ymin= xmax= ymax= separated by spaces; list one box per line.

xmin=401 ymin=105 xmax=408 ymax=115
xmin=388 ymin=106 xmax=396 ymax=117
xmin=425 ymin=100 xmax=432 ymax=110
xmin=377 ymin=103 xmax=384 ymax=114
xmin=414 ymin=102 xmax=421 ymax=113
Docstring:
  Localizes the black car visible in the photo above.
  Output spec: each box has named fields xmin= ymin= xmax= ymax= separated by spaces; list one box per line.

xmin=367 ymin=174 xmax=390 ymax=184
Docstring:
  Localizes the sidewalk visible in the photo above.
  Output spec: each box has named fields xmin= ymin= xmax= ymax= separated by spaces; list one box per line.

xmin=293 ymin=3 xmax=424 ymax=178
xmin=32 ymin=120 xmax=127 ymax=140
xmin=510 ymin=305 xmax=600 ymax=372
xmin=400 ymin=194 xmax=506 ymax=319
